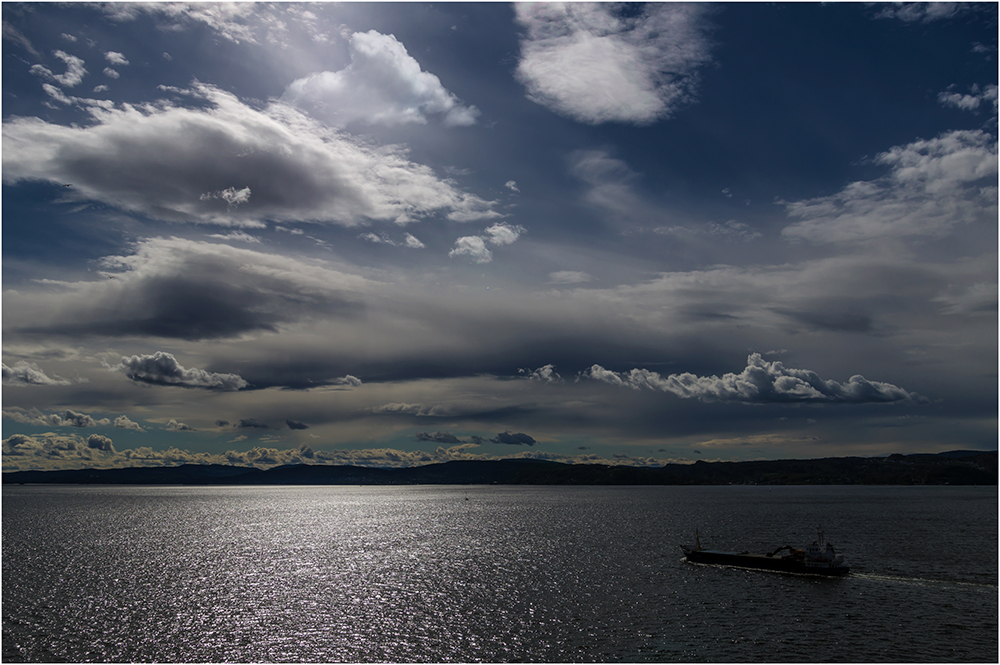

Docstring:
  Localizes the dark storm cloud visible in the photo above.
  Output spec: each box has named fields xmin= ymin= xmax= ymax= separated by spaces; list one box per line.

xmin=86 ymin=433 xmax=115 ymax=452
xmin=237 ymin=418 xmax=269 ymax=429
xmin=63 ymin=410 xmax=103 ymax=427
xmin=414 ymin=431 xmax=540 ymax=447
xmin=415 ymin=431 xmax=464 ymax=444
xmin=772 ymin=308 xmax=877 ymax=334
xmin=583 ymin=353 xmax=925 ymax=404
xmin=234 ymin=292 xmax=683 ymax=388
xmin=116 ymin=352 xmax=247 ymax=391
xmin=490 ymin=431 xmax=537 ymax=446
xmin=4 ymin=433 xmax=37 ymax=449
xmin=82 ymin=276 xmax=283 ymax=340
xmin=285 ymin=419 xmax=309 ymax=430
xmin=6 ymin=237 xmax=367 ymax=342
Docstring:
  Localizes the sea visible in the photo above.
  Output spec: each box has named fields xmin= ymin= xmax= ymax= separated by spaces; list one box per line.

xmin=2 ymin=484 xmax=996 ymax=663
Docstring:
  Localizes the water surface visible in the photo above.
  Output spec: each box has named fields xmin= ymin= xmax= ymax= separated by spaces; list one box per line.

xmin=3 ymin=485 xmax=996 ymax=662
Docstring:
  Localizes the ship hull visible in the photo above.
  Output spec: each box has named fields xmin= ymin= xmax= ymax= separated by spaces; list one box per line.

xmin=682 ymin=548 xmax=850 ymax=576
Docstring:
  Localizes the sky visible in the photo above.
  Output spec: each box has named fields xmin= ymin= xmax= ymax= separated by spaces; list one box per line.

xmin=2 ymin=2 xmax=997 ymax=472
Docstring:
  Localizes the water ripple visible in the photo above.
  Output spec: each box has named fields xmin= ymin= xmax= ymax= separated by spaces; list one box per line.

xmin=3 ymin=485 xmax=996 ymax=662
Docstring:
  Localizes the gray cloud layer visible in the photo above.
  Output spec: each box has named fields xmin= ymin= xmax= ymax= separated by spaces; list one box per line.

xmin=6 ymin=236 xmax=369 ymax=342
xmin=415 ymin=431 xmax=537 ymax=446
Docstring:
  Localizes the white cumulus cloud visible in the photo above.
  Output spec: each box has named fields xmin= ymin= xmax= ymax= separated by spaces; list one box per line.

xmin=484 ymin=222 xmax=526 ymax=246
xmin=165 ymin=418 xmax=195 ymax=431
xmin=2 ymin=408 xmax=111 ymax=428
xmin=519 ymin=364 xmax=564 ymax=384
xmin=874 ymin=2 xmax=968 ymax=22
xmin=781 ymin=130 xmax=998 ymax=244
xmin=208 ymin=230 xmax=260 ymax=243
xmin=115 ymin=351 xmax=248 ymax=391
xmin=200 ymin=186 xmax=251 ymax=210
xmin=371 ymin=402 xmax=448 ymax=417
xmin=2 ymin=361 xmax=72 ymax=386
xmin=100 ymin=3 xmax=261 ymax=44
xmin=30 ymin=49 xmax=87 ymax=87
xmin=938 ymin=84 xmax=998 ymax=113
xmin=582 ymin=353 xmax=925 ymax=404
xmin=282 ymin=30 xmax=480 ymax=128
xmin=104 ymin=51 xmax=129 ymax=66
xmin=403 ymin=233 xmax=425 ymax=249
xmin=114 ymin=415 xmax=144 ymax=431
xmin=449 ymin=222 xmax=526 ymax=263
xmin=359 ymin=231 xmax=425 ymax=248
xmin=449 ymin=235 xmax=493 ymax=263
xmin=514 ymin=3 xmax=713 ymax=124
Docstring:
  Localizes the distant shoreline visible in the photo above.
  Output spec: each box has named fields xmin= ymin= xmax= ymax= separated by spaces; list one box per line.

xmin=3 ymin=450 xmax=996 ymax=486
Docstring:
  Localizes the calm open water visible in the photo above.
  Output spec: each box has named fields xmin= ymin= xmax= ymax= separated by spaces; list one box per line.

xmin=2 ymin=484 xmax=996 ymax=662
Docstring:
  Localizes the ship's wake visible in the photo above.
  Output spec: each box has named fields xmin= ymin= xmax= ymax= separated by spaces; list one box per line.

xmin=680 ymin=558 xmax=847 ymax=579
xmin=850 ymin=571 xmax=997 ymax=591
xmin=681 ymin=559 xmax=997 ymax=589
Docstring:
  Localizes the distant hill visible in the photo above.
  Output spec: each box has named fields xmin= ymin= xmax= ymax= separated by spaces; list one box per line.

xmin=3 ymin=451 xmax=995 ymax=486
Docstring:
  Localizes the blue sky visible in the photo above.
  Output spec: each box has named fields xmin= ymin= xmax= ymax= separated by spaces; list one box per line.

xmin=2 ymin=2 xmax=997 ymax=471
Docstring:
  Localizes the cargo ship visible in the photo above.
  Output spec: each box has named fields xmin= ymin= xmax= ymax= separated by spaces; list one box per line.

xmin=680 ymin=529 xmax=850 ymax=576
